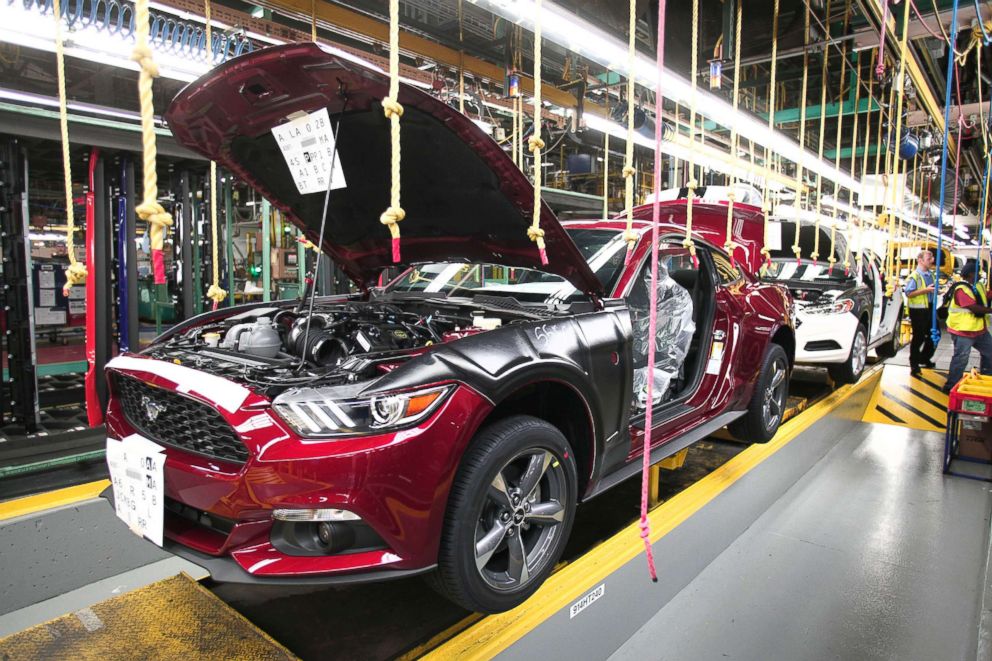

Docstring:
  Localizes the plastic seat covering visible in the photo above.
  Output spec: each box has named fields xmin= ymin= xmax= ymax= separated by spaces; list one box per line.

xmin=630 ymin=264 xmax=696 ymax=408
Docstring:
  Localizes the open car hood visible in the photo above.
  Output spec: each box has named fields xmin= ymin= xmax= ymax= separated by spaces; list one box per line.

xmin=165 ymin=42 xmax=603 ymax=295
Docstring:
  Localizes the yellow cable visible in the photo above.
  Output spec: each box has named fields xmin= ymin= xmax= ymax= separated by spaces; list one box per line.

xmin=53 ymin=0 xmax=87 ymax=294
xmin=810 ymin=0 xmax=831 ymax=264
xmin=204 ymin=0 xmax=226 ymax=306
xmin=684 ymin=0 xmax=700 ymax=264
xmin=723 ymin=0 xmax=743 ymax=261
xmin=132 ymin=0 xmax=173 ymax=284
xmin=884 ymin=0 xmax=912 ymax=296
xmin=311 ymin=0 xmax=316 ymax=41
xmin=844 ymin=44 xmax=863 ymax=274
xmin=603 ymin=128 xmax=610 ymax=218
xmin=380 ymin=0 xmax=405 ymax=262
xmin=792 ymin=3 xmax=811 ymax=263
xmin=759 ymin=0 xmax=780 ymax=272
xmin=527 ymin=0 xmax=547 ymax=264
xmin=622 ymin=0 xmax=637 ymax=256
xmin=827 ymin=0 xmax=851 ymax=273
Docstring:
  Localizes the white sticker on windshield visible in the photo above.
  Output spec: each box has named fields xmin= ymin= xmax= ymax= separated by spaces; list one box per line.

xmin=272 ymin=107 xmax=347 ymax=195
xmin=766 ymin=221 xmax=782 ymax=251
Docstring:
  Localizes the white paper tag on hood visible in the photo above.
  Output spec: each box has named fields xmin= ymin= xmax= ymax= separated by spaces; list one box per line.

xmin=272 ymin=107 xmax=347 ymax=195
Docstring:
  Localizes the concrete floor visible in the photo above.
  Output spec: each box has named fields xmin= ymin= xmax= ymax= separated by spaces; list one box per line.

xmin=610 ymin=423 xmax=992 ymax=661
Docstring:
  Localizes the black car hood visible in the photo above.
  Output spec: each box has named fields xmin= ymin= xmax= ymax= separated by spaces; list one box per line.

xmin=165 ymin=42 xmax=603 ymax=295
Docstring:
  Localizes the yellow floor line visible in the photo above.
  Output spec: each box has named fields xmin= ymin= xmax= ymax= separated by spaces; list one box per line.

xmin=0 ymin=479 xmax=110 ymax=523
xmin=424 ymin=366 xmax=883 ymax=661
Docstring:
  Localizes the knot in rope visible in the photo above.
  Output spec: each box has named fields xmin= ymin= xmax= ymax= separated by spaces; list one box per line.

xmin=527 ymin=226 xmax=545 ymax=242
xmin=381 ymin=97 xmax=404 ymax=119
xmin=685 ymin=178 xmax=698 ymax=192
xmin=130 ymin=44 xmax=160 ymax=79
xmin=622 ymin=165 xmax=636 ymax=178
xmin=206 ymin=284 xmax=228 ymax=304
xmin=380 ymin=205 xmax=406 ymax=233
xmin=527 ymin=135 xmax=545 ymax=152
xmin=63 ymin=261 xmax=88 ymax=295
xmin=810 ymin=251 xmax=819 ymax=262
xmin=622 ymin=228 xmax=638 ymax=246
xmin=136 ymin=201 xmax=173 ymax=233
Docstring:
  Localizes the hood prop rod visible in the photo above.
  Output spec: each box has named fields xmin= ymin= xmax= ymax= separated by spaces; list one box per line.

xmin=296 ymin=87 xmax=349 ymax=373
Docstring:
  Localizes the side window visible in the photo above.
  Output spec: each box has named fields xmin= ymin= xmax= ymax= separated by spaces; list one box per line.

xmin=711 ymin=251 xmax=741 ymax=285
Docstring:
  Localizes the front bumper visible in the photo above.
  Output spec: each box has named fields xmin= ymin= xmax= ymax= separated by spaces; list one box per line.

xmin=104 ymin=360 xmax=492 ymax=583
xmin=99 ymin=486 xmax=436 ymax=585
xmin=793 ymin=309 xmax=858 ymax=364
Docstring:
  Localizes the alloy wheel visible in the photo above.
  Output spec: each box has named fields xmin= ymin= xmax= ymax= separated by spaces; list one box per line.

xmin=762 ymin=356 xmax=788 ymax=431
xmin=474 ymin=448 xmax=567 ymax=591
xmin=852 ymin=330 xmax=867 ymax=376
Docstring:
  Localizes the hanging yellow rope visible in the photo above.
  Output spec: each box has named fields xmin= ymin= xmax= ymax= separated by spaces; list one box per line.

xmin=53 ymin=0 xmax=86 ymax=295
xmin=527 ymin=0 xmax=548 ymax=265
xmin=603 ymin=128 xmax=610 ymax=218
xmin=683 ymin=0 xmax=700 ymax=266
xmin=380 ymin=0 xmax=405 ymax=263
xmin=792 ymin=3 xmax=811 ymax=264
xmin=810 ymin=0 xmax=832 ymax=264
xmin=621 ymin=0 xmax=638 ymax=260
xmin=723 ymin=0 xmax=743 ymax=263
xmin=310 ymin=0 xmax=317 ymax=41
xmin=759 ymin=0 xmax=780 ymax=272
xmin=855 ymin=53 xmax=876 ymax=272
xmin=204 ymin=0 xmax=226 ymax=308
xmin=844 ymin=49 xmax=863 ymax=274
xmin=826 ymin=0 xmax=851 ymax=274
xmin=132 ymin=0 xmax=173 ymax=285
xmin=884 ymin=0 xmax=912 ymax=296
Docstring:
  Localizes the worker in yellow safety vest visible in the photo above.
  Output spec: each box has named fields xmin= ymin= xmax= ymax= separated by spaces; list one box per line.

xmin=944 ymin=261 xmax=992 ymax=393
xmin=903 ymin=250 xmax=936 ymax=377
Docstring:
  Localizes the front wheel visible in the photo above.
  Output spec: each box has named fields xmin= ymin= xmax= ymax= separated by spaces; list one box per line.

xmin=728 ymin=343 xmax=790 ymax=443
xmin=828 ymin=322 xmax=868 ymax=384
xmin=429 ymin=415 xmax=578 ymax=613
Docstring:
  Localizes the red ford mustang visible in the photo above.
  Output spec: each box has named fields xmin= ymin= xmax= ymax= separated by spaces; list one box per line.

xmin=103 ymin=43 xmax=794 ymax=613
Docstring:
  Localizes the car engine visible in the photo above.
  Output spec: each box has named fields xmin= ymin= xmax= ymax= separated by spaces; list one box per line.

xmin=144 ymin=300 xmax=509 ymax=395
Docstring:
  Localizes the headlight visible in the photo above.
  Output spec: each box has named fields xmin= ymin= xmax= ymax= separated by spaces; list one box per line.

xmin=272 ymin=384 xmax=453 ymax=437
xmin=804 ymin=298 xmax=854 ymax=315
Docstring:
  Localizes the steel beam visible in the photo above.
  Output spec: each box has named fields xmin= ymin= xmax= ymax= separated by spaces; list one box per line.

xmin=92 ymin=151 xmax=111 ymax=411
xmin=124 ymin=159 xmax=138 ymax=351
xmin=179 ymin=171 xmax=194 ymax=319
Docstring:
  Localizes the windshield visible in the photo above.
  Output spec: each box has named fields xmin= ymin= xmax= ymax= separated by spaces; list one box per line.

xmin=764 ymin=259 xmax=854 ymax=284
xmin=387 ymin=228 xmax=629 ymax=300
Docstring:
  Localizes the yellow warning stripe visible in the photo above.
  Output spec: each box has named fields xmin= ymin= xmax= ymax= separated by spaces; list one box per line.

xmin=0 ymin=479 xmax=110 ymax=523
xmin=425 ymin=366 xmax=883 ymax=660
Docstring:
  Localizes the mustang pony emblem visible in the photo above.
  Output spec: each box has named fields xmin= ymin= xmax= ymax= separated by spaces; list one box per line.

xmin=141 ymin=395 xmax=166 ymax=422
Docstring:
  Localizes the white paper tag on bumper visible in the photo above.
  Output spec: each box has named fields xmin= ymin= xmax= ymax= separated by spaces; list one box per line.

xmin=272 ymin=107 xmax=347 ymax=195
xmin=106 ymin=434 xmax=166 ymax=547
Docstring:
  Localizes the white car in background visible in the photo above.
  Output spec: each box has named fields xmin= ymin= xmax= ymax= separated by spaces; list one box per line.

xmin=764 ymin=222 xmax=903 ymax=383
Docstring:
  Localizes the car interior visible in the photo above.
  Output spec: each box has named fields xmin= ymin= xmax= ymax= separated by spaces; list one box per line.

xmin=626 ymin=245 xmax=715 ymax=410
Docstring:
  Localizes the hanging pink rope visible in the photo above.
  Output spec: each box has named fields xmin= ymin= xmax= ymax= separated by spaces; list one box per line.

xmin=876 ymin=0 xmax=889 ymax=79
xmin=637 ymin=0 xmax=668 ymax=585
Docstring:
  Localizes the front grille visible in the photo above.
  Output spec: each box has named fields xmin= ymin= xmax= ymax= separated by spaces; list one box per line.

xmin=805 ymin=340 xmax=842 ymax=351
xmin=114 ymin=373 xmax=249 ymax=463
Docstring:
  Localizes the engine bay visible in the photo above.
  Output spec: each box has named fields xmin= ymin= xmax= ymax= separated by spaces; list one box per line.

xmin=144 ymin=299 xmax=521 ymax=395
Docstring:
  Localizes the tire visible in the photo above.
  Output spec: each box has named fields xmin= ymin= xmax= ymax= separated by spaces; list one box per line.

xmin=875 ymin=311 xmax=902 ymax=359
xmin=828 ymin=322 xmax=868 ymax=384
xmin=728 ymin=343 xmax=790 ymax=443
xmin=428 ymin=415 xmax=578 ymax=613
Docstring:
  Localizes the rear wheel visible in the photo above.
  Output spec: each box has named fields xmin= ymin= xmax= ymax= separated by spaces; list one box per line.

xmin=875 ymin=311 xmax=902 ymax=359
xmin=728 ymin=343 xmax=789 ymax=443
xmin=828 ymin=322 xmax=868 ymax=384
xmin=429 ymin=415 xmax=578 ymax=613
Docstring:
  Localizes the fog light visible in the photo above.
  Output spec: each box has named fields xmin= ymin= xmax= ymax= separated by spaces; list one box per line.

xmin=272 ymin=508 xmax=360 ymax=522
xmin=317 ymin=522 xmax=334 ymax=546
xmin=312 ymin=521 xmax=355 ymax=553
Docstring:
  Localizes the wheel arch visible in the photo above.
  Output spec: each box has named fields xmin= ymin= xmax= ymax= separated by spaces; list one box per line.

xmin=474 ymin=379 xmax=598 ymax=497
xmin=770 ymin=324 xmax=795 ymax=368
